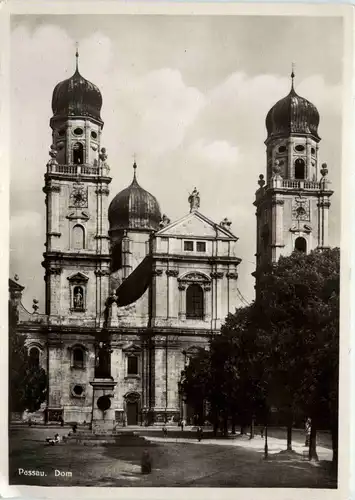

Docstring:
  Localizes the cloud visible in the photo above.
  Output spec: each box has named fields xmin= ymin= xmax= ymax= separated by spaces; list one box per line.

xmin=10 ymin=19 xmax=343 ymax=308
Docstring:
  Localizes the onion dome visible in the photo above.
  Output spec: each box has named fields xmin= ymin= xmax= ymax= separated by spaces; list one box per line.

xmin=266 ymin=70 xmax=320 ymax=141
xmin=108 ymin=162 xmax=161 ymax=232
xmin=51 ymin=49 xmax=103 ymax=123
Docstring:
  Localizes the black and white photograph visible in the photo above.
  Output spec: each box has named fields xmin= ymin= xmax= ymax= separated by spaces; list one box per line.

xmin=5 ymin=2 xmax=352 ymax=495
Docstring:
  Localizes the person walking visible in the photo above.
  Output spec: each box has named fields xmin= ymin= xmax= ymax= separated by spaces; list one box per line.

xmin=197 ymin=426 xmax=203 ymax=442
xmin=141 ymin=450 xmax=152 ymax=474
xmin=162 ymin=424 xmax=168 ymax=438
xmin=305 ymin=417 xmax=311 ymax=447
xmin=180 ymin=419 xmax=185 ymax=432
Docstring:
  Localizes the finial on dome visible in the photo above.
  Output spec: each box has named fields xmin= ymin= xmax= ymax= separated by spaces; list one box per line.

xmin=133 ymin=157 xmax=137 ymax=181
xmin=75 ymin=42 xmax=79 ymax=71
xmin=291 ymin=62 xmax=295 ymax=90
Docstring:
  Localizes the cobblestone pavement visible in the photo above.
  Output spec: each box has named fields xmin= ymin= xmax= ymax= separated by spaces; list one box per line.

xmin=9 ymin=427 xmax=336 ymax=488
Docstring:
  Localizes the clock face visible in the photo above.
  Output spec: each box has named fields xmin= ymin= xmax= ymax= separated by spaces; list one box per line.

xmin=69 ymin=183 xmax=88 ymax=208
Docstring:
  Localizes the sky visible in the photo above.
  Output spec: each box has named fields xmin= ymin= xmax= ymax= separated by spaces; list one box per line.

xmin=10 ymin=14 xmax=344 ymax=311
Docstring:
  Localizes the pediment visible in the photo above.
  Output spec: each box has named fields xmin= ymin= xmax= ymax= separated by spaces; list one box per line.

xmin=66 ymin=210 xmax=90 ymax=221
xmin=157 ymin=211 xmax=236 ymax=239
xmin=67 ymin=272 xmax=89 ymax=283
xmin=122 ymin=343 xmax=141 ymax=353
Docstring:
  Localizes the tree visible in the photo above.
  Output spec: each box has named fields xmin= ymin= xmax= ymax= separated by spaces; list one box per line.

xmin=257 ymin=248 xmax=339 ymax=462
xmin=214 ymin=307 xmax=268 ymax=436
xmin=180 ymin=347 xmax=211 ymax=426
xmin=9 ymin=301 xmax=47 ymax=415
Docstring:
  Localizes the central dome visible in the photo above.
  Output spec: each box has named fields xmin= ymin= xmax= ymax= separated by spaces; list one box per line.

xmin=266 ymin=76 xmax=320 ymax=142
xmin=108 ymin=164 xmax=161 ymax=232
xmin=51 ymin=56 xmax=103 ymax=124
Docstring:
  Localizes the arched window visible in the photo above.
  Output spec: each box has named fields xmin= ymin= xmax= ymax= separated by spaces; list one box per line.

xmin=295 ymin=237 xmax=307 ymax=253
xmin=29 ymin=347 xmax=40 ymax=367
xmin=72 ymin=224 xmax=85 ymax=250
xmin=73 ymin=285 xmax=85 ymax=310
xmin=295 ymin=158 xmax=305 ymax=180
xmin=186 ymin=284 xmax=204 ymax=319
xmin=73 ymin=142 xmax=84 ymax=165
xmin=73 ymin=347 xmax=84 ymax=369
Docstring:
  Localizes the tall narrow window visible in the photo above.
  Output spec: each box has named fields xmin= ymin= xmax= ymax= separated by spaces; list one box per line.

xmin=295 ymin=159 xmax=305 ymax=180
xmin=186 ymin=284 xmax=204 ymax=319
xmin=73 ymin=142 xmax=84 ymax=164
xmin=72 ymin=224 xmax=85 ymax=250
xmin=29 ymin=347 xmax=40 ymax=367
xmin=73 ymin=347 xmax=84 ymax=369
xmin=127 ymin=356 xmax=138 ymax=376
xmin=295 ymin=237 xmax=307 ymax=253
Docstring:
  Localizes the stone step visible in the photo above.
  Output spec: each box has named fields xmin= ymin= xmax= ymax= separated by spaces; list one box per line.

xmin=65 ymin=432 xmax=148 ymax=447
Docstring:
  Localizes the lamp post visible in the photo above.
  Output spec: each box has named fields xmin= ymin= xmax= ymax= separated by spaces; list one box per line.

xmin=264 ymin=423 xmax=269 ymax=460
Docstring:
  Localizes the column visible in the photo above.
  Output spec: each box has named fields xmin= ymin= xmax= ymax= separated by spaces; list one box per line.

xmin=211 ymin=272 xmax=223 ymax=327
xmin=153 ymin=338 xmax=166 ymax=422
xmin=166 ymin=270 xmax=179 ymax=320
xmin=306 ymin=138 xmax=312 ymax=180
xmin=47 ymin=339 xmax=64 ymax=419
xmin=178 ymin=283 xmax=186 ymax=320
xmin=48 ymin=268 xmax=62 ymax=316
xmin=271 ymin=198 xmax=284 ymax=262
xmin=318 ymin=197 xmax=331 ymax=248
xmin=204 ymin=284 xmax=212 ymax=321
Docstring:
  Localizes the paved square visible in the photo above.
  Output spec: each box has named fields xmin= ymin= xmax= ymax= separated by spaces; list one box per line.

xmin=9 ymin=427 xmax=336 ymax=488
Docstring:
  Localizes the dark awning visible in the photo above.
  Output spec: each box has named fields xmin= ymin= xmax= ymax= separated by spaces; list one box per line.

xmin=115 ymin=256 xmax=153 ymax=307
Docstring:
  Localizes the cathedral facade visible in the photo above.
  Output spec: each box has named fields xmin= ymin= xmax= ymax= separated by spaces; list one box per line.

xmin=13 ymin=55 xmax=242 ymax=426
xmin=11 ymin=58 xmax=333 ymax=426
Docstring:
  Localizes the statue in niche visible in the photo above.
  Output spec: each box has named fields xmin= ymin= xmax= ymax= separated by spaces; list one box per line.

xmin=73 ymin=286 xmax=84 ymax=309
xmin=188 ymin=187 xmax=200 ymax=212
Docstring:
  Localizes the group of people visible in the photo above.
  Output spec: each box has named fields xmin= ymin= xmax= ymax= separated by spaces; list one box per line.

xmin=45 ymin=423 xmax=78 ymax=445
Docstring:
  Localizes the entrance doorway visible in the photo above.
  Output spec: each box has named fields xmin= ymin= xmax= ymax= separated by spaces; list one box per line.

xmin=126 ymin=401 xmax=138 ymax=425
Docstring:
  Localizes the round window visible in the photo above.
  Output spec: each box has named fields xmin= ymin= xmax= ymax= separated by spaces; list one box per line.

xmin=311 ymin=147 xmax=316 ymax=155
xmin=91 ymin=131 xmax=98 ymax=139
xmin=295 ymin=144 xmax=305 ymax=152
xmin=74 ymin=127 xmax=83 ymax=136
xmin=278 ymin=145 xmax=286 ymax=153
xmin=97 ymin=395 xmax=111 ymax=411
xmin=73 ymin=385 xmax=84 ymax=396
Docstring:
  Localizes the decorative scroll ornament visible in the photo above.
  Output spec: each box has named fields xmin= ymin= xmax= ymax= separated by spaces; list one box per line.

xmin=179 ymin=272 xmax=210 ymax=284
xmin=166 ymin=269 xmax=179 ymax=278
xmin=210 ymin=271 xmax=224 ymax=279
xmin=292 ymin=195 xmax=310 ymax=222
xmin=69 ymin=182 xmax=88 ymax=208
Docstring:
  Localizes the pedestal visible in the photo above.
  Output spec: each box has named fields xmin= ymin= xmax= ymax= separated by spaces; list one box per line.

xmin=90 ymin=378 xmax=117 ymax=435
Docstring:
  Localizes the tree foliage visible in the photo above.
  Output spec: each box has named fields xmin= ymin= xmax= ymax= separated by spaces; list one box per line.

xmin=9 ymin=302 xmax=47 ymax=414
xmin=180 ymin=248 xmax=339 ymax=460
